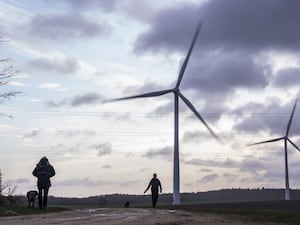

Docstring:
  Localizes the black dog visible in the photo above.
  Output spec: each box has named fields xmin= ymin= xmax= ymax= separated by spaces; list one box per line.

xmin=124 ymin=201 xmax=130 ymax=208
xmin=27 ymin=190 xmax=38 ymax=208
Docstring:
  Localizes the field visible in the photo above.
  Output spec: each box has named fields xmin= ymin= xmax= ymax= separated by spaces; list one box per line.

xmin=163 ymin=200 xmax=300 ymax=224
xmin=1 ymin=200 xmax=300 ymax=225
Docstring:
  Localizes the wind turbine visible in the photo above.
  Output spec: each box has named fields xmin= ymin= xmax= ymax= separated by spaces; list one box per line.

xmin=106 ymin=22 xmax=220 ymax=205
xmin=248 ymin=99 xmax=299 ymax=200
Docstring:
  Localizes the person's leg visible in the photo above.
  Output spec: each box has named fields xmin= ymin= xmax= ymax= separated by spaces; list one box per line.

xmin=38 ymin=187 xmax=43 ymax=209
xmin=151 ymin=192 xmax=155 ymax=208
xmin=151 ymin=190 xmax=158 ymax=208
xmin=153 ymin=193 xmax=158 ymax=207
xmin=43 ymin=187 xmax=49 ymax=208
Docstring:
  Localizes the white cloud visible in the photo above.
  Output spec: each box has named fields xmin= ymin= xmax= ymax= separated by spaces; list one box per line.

xmin=8 ymin=81 xmax=26 ymax=86
xmin=39 ymin=82 xmax=67 ymax=91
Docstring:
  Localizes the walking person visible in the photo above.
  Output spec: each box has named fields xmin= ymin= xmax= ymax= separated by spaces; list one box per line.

xmin=144 ymin=173 xmax=162 ymax=208
xmin=32 ymin=156 xmax=55 ymax=209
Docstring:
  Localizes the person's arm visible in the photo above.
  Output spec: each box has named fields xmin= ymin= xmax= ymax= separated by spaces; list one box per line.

xmin=49 ymin=165 xmax=55 ymax=177
xmin=159 ymin=180 xmax=162 ymax=193
xmin=144 ymin=180 xmax=152 ymax=193
xmin=32 ymin=165 xmax=39 ymax=177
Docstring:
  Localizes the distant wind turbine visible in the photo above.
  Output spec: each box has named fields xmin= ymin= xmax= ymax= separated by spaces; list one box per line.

xmin=106 ymin=21 xmax=220 ymax=205
xmin=248 ymin=99 xmax=299 ymax=200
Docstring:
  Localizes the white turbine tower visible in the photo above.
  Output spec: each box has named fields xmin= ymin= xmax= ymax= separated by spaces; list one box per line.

xmin=107 ymin=22 xmax=220 ymax=205
xmin=248 ymin=99 xmax=299 ymax=200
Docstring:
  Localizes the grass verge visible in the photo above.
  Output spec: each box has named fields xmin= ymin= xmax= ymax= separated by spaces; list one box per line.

xmin=0 ymin=205 xmax=69 ymax=217
xmin=160 ymin=201 xmax=300 ymax=225
xmin=197 ymin=208 xmax=300 ymax=224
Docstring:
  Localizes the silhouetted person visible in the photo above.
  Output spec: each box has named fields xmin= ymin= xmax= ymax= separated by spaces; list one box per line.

xmin=32 ymin=157 xmax=55 ymax=209
xmin=144 ymin=173 xmax=162 ymax=208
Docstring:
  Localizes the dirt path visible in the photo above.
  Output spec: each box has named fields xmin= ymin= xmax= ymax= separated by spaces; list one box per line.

xmin=0 ymin=208 xmax=284 ymax=225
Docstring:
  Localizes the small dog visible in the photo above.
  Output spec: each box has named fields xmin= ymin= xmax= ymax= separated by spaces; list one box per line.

xmin=27 ymin=190 xmax=38 ymax=208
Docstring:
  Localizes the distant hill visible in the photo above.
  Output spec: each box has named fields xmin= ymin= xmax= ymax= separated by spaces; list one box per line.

xmin=48 ymin=188 xmax=300 ymax=207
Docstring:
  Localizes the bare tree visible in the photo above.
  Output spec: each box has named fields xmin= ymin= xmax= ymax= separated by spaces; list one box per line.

xmin=0 ymin=169 xmax=17 ymax=196
xmin=7 ymin=185 xmax=17 ymax=197
xmin=0 ymin=169 xmax=9 ymax=196
xmin=0 ymin=35 xmax=20 ymax=117
xmin=0 ymin=169 xmax=8 ymax=195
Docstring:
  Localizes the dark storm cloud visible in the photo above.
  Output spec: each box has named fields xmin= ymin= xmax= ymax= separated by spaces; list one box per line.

xmin=49 ymin=144 xmax=64 ymax=151
xmin=46 ymin=92 xmax=104 ymax=108
xmin=183 ymin=130 xmax=216 ymax=143
xmin=234 ymin=98 xmax=300 ymax=135
xmin=90 ymin=143 xmax=113 ymax=157
xmin=134 ymin=3 xmax=200 ymax=54
xmin=262 ymin=170 xmax=284 ymax=182
xmin=239 ymin=161 xmax=290 ymax=184
xmin=120 ymin=179 xmax=140 ymax=187
xmin=148 ymin=99 xmax=188 ymax=117
xmin=135 ymin=0 xmax=300 ymax=54
xmin=185 ymin=156 xmax=267 ymax=174
xmin=199 ymin=100 xmax=228 ymax=122
xmin=142 ymin=146 xmax=173 ymax=159
xmin=272 ymin=68 xmax=300 ymax=87
xmin=45 ymin=0 xmax=157 ymax=21
xmin=239 ymin=157 xmax=265 ymax=173
xmin=223 ymin=173 xmax=238 ymax=182
xmin=46 ymin=99 xmax=67 ymax=108
xmin=121 ymin=0 xmax=158 ymax=22
xmin=133 ymin=0 xmax=300 ymax=105
xmin=22 ymin=130 xmax=40 ymax=139
xmin=124 ymin=80 xmax=168 ymax=96
xmin=100 ymin=112 xmax=133 ymax=123
xmin=30 ymin=13 xmax=109 ymax=40
xmin=71 ymin=93 xmax=103 ymax=107
xmin=184 ymin=158 xmax=240 ymax=168
xmin=62 ymin=0 xmax=117 ymax=12
xmin=197 ymin=1 xmax=300 ymax=52
xmin=56 ymin=178 xmax=110 ymax=187
xmin=148 ymin=101 xmax=173 ymax=116
xmin=102 ymin=165 xmax=112 ymax=169
xmin=238 ymin=176 xmax=266 ymax=184
xmin=198 ymin=168 xmax=213 ymax=173
xmin=181 ymin=51 xmax=269 ymax=94
xmin=56 ymin=129 xmax=96 ymax=137
xmin=28 ymin=57 xmax=79 ymax=74
xmin=198 ymin=173 xmax=218 ymax=183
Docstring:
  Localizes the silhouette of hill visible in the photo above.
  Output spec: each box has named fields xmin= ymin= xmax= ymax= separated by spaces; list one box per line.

xmin=48 ymin=188 xmax=300 ymax=207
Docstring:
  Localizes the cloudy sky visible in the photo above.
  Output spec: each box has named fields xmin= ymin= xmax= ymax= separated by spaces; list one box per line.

xmin=0 ymin=0 xmax=300 ymax=198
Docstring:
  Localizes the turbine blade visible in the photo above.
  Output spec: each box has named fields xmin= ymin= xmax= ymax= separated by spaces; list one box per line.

xmin=247 ymin=137 xmax=284 ymax=146
xmin=287 ymin=138 xmax=300 ymax=151
xmin=178 ymin=92 xmax=221 ymax=143
xmin=175 ymin=21 xmax=202 ymax=88
xmin=286 ymin=99 xmax=298 ymax=136
xmin=104 ymin=89 xmax=173 ymax=103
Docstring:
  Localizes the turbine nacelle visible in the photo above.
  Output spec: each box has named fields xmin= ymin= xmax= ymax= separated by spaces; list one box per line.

xmin=173 ymin=88 xmax=180 ymax=95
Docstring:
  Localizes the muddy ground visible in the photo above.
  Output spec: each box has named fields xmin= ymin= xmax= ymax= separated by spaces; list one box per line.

xmin=0 ymin=208 xmax=285 ymax=225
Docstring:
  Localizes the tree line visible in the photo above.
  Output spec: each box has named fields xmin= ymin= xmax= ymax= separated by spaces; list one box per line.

xmin=46 ymin=188 xmax=300 ymax=207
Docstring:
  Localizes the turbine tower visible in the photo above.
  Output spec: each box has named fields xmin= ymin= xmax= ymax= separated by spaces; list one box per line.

xmin=107 ymin=22 xmax=220 ymax=205
xmin=248 ymin=99 xmax=299 ymax=200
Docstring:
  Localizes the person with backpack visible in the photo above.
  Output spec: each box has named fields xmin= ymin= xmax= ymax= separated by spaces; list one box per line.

xmin=144 ymin=173 xmax=162 ymax=208
xmin=32 ymin=157 xmax=55 ymax=209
